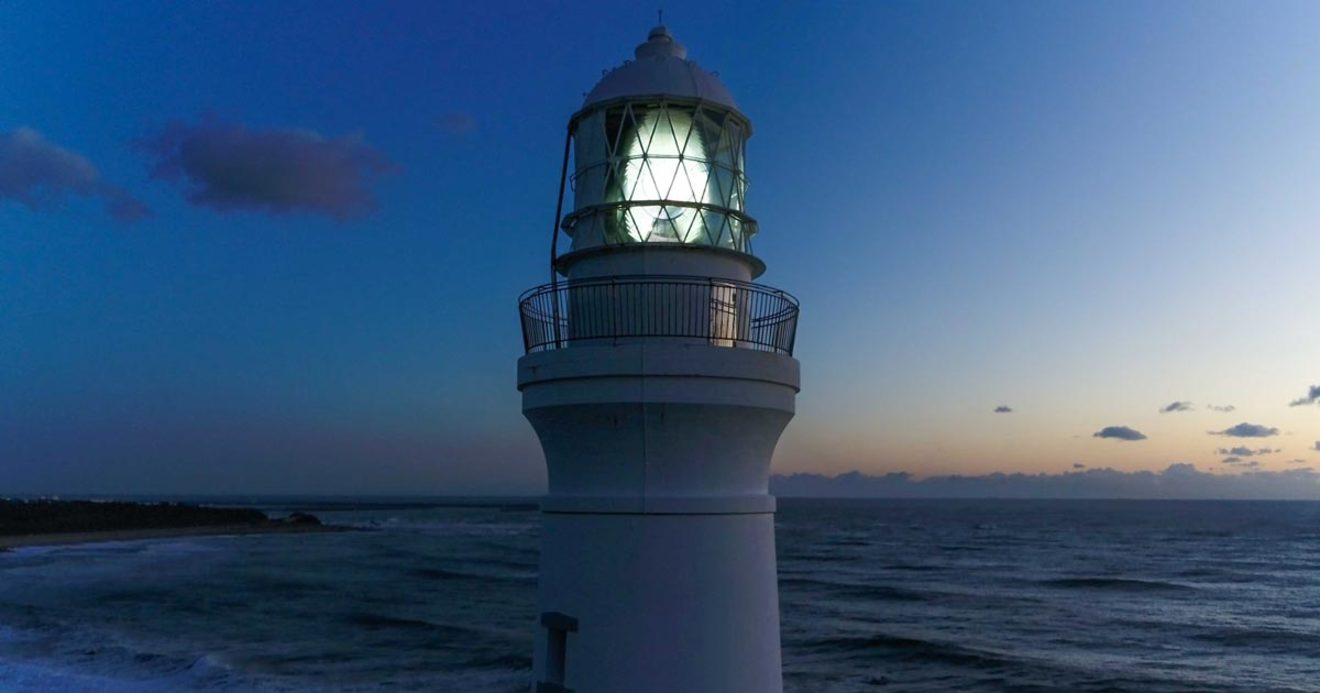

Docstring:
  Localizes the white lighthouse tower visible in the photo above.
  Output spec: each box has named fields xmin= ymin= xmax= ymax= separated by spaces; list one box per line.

xmin=517 ymin=25 xmax=800 ymax=693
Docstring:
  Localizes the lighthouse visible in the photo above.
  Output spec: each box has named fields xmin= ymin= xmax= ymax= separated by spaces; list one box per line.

xmin=517 ymin=26 xmax=800 ymax=693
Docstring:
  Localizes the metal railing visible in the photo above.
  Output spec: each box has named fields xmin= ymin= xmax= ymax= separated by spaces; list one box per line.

xmin=519 ymin=275 xmax=799 ymax=355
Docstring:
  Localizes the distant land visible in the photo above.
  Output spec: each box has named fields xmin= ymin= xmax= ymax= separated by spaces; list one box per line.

xmin=0 ymin=499 xmax=329 ymax=549
xmin=770 ymin=464 xmax=1320 ymax=500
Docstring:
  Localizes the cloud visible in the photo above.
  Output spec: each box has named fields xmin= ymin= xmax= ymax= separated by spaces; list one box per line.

xmin=1072 ymin=463 xmax=1087 ymax=469
xmin=1215 ymin=447 xmax=1278 ymax=457
xmin=0 ymin=127 xmax=149 ymax=221
xmin=1288 ymin=459 xmax=1308 ymax=465
xmin=1160 ymin=401 xmax=1193 ymax=413
xmin=1220 ymin=457 xmax=1260 ymax=468
xmin=141 ymin=119 xmax=393 ymax=220
xmin=994 ymin=405 xmax=1013 ymax=413
xmin=1093 ymin=425 xmax=1147 ymax=441
xmin=1314 ymin=441 xmax=1320 ymax=452
xmin=1212 ymin=423 xmax=1280 ymax=438
xmin=770 ymin=464 xmax=1320 ymax=499
xmin=1289 ymin=385 xmax=1320 ymax=407
xmin=435 ymin=112 xmax=478 ymax=135
xmin=1208 ymin=404 xmax=1236 ymax=412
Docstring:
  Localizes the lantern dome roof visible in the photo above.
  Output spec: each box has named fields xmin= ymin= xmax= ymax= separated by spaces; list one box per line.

xmin=582 ymin=27 xmax=739 ymax=112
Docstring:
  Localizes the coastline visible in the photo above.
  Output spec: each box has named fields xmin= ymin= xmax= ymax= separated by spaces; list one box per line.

xmin=0 ymin=522 xmax=346 ymax=551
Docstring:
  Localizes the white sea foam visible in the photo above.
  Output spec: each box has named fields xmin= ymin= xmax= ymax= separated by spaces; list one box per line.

xmin=0 ymin=659 xmax=154 ymax=692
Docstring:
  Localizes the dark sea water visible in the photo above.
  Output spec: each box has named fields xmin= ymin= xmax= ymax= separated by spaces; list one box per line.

xmin=2 ymin=499 xmax=1318 ymax=691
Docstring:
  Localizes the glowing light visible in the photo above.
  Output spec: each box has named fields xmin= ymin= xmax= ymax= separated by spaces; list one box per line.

xmin=622 ymin=109 xmax=710 ymax=242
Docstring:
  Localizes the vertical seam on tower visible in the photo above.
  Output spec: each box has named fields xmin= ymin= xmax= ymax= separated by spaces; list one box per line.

xmin=640 ymin=344 xmax=649 ymax=512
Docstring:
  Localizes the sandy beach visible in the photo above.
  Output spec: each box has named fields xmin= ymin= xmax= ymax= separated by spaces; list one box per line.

xmin=0 ymin=522 xmax=344 ymax=550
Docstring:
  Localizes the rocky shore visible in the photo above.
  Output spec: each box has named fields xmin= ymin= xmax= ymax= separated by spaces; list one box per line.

xmin=0 ymin=499 xmax=331 ymax=549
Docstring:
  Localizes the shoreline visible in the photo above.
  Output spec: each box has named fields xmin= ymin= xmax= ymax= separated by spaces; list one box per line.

xmin=0 ymin=522 xmax=347 ymax=551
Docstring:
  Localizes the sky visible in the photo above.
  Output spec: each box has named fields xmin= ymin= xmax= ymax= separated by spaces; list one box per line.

xmin=3 ymin=1 xmax=1320 ymax=496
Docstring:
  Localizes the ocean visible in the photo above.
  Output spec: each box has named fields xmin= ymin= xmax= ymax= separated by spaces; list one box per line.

xmin=1 ymin=498 xmax=1317 ymax=691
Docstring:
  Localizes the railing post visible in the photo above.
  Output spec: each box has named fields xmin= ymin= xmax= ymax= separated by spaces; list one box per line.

xmin=707 ymin=276 xmax=714 ymax=348
xmin=609 ymin=276 xmax=618 ymax=346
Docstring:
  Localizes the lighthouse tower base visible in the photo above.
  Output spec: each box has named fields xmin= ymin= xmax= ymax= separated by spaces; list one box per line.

xmin=519 ymin=343 xmax=798 ymax=693
xmin=537 ymin=511 xmax=781 ymax=692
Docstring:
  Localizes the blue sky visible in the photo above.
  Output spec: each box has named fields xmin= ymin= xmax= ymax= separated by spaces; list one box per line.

xmin=3 ymin=1 xmax=1320 ymax=495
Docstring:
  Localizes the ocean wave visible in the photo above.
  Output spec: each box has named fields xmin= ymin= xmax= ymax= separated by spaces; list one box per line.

xmin=937 ymin=544 xmax=988 ymax=552
xmin=410 ymin=567 xmax=474 ymax=581
xmin=781 ymin=551 xmax=859 ymax=563
xmin=340 ymin=517 xmax=536 ymax=537
xmin=1172 ymin=567 xmax=1259 ymax=583
xmin=461 ymin=650 xmax=531 ymax=671
xmin=1192 ymin=625 xmax=1320 ymax=649
xmin=0 ymin=659 xmax=158 ymax=692
xmin=345 ymin=612 xmax=489 ymax=641
xmin=1037 ymin=577 xmax=1196 ymax=592
xmin=1172 ymin=567 xmax=1223 ymax=578
xmin=405 ymin=565 xmax=531 ymax=584
xmin=474 ymin=540 xmax=538 ymax=558
xmin=882 ymin=563 xmax=945 ymax=572
xmin=1184 ymin=529 xmax=1235 ymax=538
xmin=0 ymin=623 xmax=254 ymax=693
xmin=809 ymin=632 xmax=1013 ymax=670
xmin=780 ymin=577 xmax=929 ymax=602
xmin=823 ymin=537 xmax=871 ymax=547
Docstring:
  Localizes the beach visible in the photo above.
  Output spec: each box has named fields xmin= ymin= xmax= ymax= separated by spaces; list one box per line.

xmin=0 ymin=522 xmax=339 ymax=550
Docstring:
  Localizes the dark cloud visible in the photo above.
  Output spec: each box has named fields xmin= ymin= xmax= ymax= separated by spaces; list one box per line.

xmin=994 ymin=405 xmax=1013 ymax=413
xmin=770 ymin=464 xmax=1320 ymax=499
xmin=1215 ymin=447 xmax=1278 ymax=457
xmin=141 ymin=119 xmax=393 ymax=220
xmin=1093 ymin=426 xmax=1147 ymax=441
xmin=1072 ymin=463 xmax=1087 ymax=469
xmin=1288 ymin=459 xmax=1308 ymax=465
xmin=1208 ymin=404 xmax=1236 ymax=412
xmin=435 ymin=112 xmax=478 ymax=135
xmin=1160 ymin=401 xmax=1193 ymax=413
xmin=1289 ymin=385 xmax=1320 ymax=407
xmin=1212 ymin=423 xmax=1280 ymax=438
xmin=0 ymin=127 xmax=149 ymax=222
xmin=1314 ymin=441 xmax=1320 ymax=452
xmin=1220 ymin=457 xmax=1260 ymax=468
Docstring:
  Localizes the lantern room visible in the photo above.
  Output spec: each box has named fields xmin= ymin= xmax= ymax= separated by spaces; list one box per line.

xmin=561 ymin=27 xmax=757 ymax=255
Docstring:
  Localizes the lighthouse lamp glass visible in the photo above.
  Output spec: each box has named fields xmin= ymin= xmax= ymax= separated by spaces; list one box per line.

xmin=566 ymin=102 xmax=753 ymax=253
